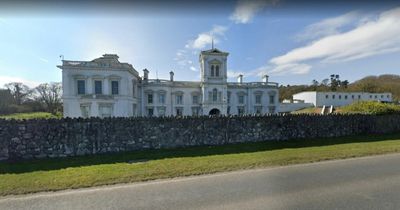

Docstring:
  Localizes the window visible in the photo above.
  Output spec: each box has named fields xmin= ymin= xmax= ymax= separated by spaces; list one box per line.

xmin=339 ymin=95 xmax=342 ymax=99
xmin=374 ymin=95 xmax=377 ymax=99
xmin=269 ymin=95 xmax=275 ymax=104
xmin=238 ymin=107 xmax=245 ymax=115
xmin=370 ymin=95 xmax=372 ymax=99
xmin=255 ymin=95 xmax=261 ymax=104
xmin=192 ymin=107 xmax=200 ymax=116
xmin=388 ymin=95 xmax=390 ymax=98
xmin=159 ymin=93 xmax=165 ymax=104
xmin=227 ymin=92 xmax=231 ymax=103
xmin=94 ymin=80 xmax=102 ymax=94
xmin=176 ymin=95 xmax=183 ymax=105
xmin=111 ymin=81 xmax=119 ymax=95
xmin=215 ymin=65 xmax=220 ymax=77
xmin=192 ymin=95 xmax=199 ymax=104
xmin=332 ymin=95 xmax=335 ymax=99
xmin=147 ymin=108 xmax=154 ymax=117
xmin=358 ymin=95 xmax=361 ymax=99
xmin=147 ymin=93 xmax=153 ymax=104
xmin=157 ymin=107 xmax=166 ymax=116
xmin=77 ymin=80 xmax=85 ymax=95
xmin=80 ymin=104 xmax=90 ymax=118
xmin=176 ymin=107 xmax=183 ymax=116
xmin=132 ymin=104 xmax=136 ymax=116
xmin=255 ymin=106 xmax=262 ymax=114
xmin=345 ymin=95 xmax=348 ymax=99
xmin=132 ymin=82 xmax=136 ymax=97
xmin=325 ymin=95 xmax=329 ymax=99
xmin=99 ymin=104 xmax=112 ymax=118
xmin=381 ymin=95 xmax=384 ymax=98
xmin=212 ymin=89 xmax=218 ymax=102
xmin=238 ymin=95 xmax=244 ymax=104
xmin=352 ymin=95 xmax=355 ymax=99
xmin=211 ymin=65 xmax=215 ymax=76
xmin=268 ymin=106 xmax=276 ymax=114
xmin=227 ymin=106 xmax=231 ymax=115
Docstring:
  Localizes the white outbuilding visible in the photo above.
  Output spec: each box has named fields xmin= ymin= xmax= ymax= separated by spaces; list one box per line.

xmin=293 ymin=91 xmax=393 ymax=107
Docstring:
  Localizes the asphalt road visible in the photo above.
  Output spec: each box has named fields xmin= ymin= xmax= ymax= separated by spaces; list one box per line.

xmin=2 ymin=153 xmax=400 ymax=210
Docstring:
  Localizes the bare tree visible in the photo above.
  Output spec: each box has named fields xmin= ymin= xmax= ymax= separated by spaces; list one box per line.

xmin=4 ymin=82 xmax=33 ymax=105
xmin=35 ymin=82 xmax=62 ymax=114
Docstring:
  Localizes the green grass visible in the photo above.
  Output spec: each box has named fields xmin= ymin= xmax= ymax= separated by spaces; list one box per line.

xmin=0 ymin=112 xmax=61 ymax=120
xmin=340 ymin=101 xmax=400 ymax=114
xmin=291 ymin=107 xmax=322 ymax=114
xmin=2 ymin=133 xmax=400 ymax=196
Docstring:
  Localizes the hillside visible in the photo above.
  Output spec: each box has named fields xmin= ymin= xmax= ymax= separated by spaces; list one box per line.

xmin=279 ymin=74 xmax=400 ymax=102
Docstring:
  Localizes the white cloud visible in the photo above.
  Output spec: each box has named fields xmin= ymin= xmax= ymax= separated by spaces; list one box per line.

xmin=295 ymin=11 xmax=361 ymax=41
xmin=227 ymin=70 xmax=245 ymax=78
xmin=0 ymin=76 xmax=42 ymax=88
xmin=190 ymin=66 xmax=197 ymax=72
xmin=265 ymin=7 xmax=400 ymax=75
xmin=38 ymin=57 xmax=49 ymax=63
xmin=230 ymin=0 xmax=277 ymax=24
xmin=185 ymin=25 xmax=228 ymax=49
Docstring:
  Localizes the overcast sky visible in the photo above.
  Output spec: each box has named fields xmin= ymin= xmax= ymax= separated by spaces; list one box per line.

xmin=0 ymin=0 xmax=399 ymax=88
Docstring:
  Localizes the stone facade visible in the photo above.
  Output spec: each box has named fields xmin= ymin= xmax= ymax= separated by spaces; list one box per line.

xmin=59 ymin=48 xmax=280 ymax=118
xmin=1 ymin=114 xmax=400 ymax=161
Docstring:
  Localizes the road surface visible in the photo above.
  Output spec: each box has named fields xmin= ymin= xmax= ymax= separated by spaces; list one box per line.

xmin=2 ymin=153 xmax=400 ymax=210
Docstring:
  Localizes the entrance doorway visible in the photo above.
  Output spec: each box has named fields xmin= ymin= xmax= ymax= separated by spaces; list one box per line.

xmin=209 ymin=108 xmax=221 ymax=116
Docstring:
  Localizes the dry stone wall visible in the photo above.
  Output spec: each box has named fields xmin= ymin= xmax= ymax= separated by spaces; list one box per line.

xmin=1 ymin=114 xmax=400 ymax=161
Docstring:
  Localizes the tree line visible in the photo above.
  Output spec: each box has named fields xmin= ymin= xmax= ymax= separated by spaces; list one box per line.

xmin=279 ymin=74 xmax=400 ymax=102
xmin=0 ymin=82 xmax=62 ymax=115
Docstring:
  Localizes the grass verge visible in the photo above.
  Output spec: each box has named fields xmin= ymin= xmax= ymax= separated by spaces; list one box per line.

xmin=1 ymin=133 xmax=400 ymax=196
xmin=0 ymin=112 xmax=61 ymax=120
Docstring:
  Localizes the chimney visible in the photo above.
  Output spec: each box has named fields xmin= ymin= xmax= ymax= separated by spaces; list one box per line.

xmin=170 ymin=71 xmax=174 ymax=82
xmin=262 ymin=74 xmax=269 ymax=83
xmin=237 ymin=74 xmax=243 ymax=84
xmin=143 ymin=69 xmax=149 ymax=80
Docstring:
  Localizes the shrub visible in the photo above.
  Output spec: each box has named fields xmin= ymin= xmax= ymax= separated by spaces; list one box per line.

xmin=341 ymin=101 xmax=400 ymax=115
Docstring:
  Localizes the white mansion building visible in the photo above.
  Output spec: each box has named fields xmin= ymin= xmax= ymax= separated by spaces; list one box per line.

xmin=59 ymin=48 xmax=280 ymax=118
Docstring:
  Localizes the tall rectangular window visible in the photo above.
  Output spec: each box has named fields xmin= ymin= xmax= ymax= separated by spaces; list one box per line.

xmin=77 ymin=80 xmax=85 ymax=95
xmin=94 ymin=80 xmax=102 ymax=94
xmin=255 ymin=106 xmax=262 ymax=114
xmin=148 ymin=108 xmax=154 ymax=117
xmin=238 ymin=107 xmax=245 ymax=115
xmin=238 ymin=95 xmax=244 ymax=104
xmin=147 ymin=94 xmax=153 ymax=104
xmin=176 ymin=107 xmax=183 ymax=116
xmin=255 ymin=95 xmax=261 ymax=104
xmin=268 ymin=106 xmax=276 ymax=114
xmin=269 ymin=95 xmax=275 ymax=104
xmin=157 ymin=107 xmax=166 ymax=116
xmin=80 ymin=104 xmax=90 ymax=118
xmin=111 ymin=81 xmax=119 ymax=95
xmin=176 ymin=95 xmax=183 ymax=105
xmin=159 ymin=93 xmax=165 ymax=104
xmin=192 ymin=95 xmax=199 ymax=104
xmin=192 ymin=107 xmax=200 ymax=116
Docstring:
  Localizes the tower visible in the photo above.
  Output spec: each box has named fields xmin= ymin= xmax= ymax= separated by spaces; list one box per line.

xmin=199 ymin=47 xmax=229 ymax=115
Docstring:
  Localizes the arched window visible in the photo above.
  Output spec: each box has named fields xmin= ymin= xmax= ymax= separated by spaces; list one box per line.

xmin=215 ymin=65 xmax=220 ymax=77
xmin=213 ymin=88 xmax=218 ymax=102
xmin=211 ymin=65 xmax=215 ymax=76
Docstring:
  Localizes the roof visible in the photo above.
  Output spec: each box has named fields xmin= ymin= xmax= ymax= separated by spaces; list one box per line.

xmin=200 ymin=48 xmax=229 ymax=55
